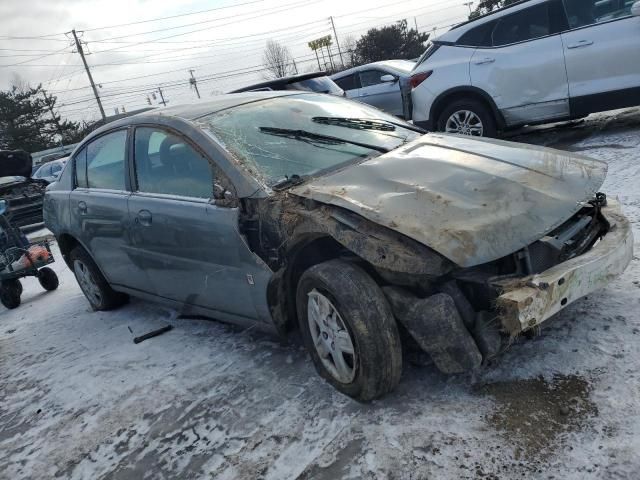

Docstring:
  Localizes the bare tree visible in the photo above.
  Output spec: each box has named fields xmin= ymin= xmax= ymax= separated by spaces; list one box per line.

xmin=341 ymin=35 xmax=358 ymax=68
xmin=262 ymin=40 xmax=296 ymax=79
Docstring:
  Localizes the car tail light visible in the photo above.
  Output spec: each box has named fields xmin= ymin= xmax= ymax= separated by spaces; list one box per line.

xmin=409 ymin=71 xmax=433 ymax=89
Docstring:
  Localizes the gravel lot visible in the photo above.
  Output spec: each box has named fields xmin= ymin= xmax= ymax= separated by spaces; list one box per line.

xmin=2 ymin=109 xmax=640 ymax=480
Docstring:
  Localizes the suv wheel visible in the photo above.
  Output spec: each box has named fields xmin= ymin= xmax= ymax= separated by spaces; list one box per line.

xmin=296 ymin=259 xmax=402 ymax=401
xmin=70 ymin=246 xmax=127 ymax=311
xmin=437 ymin=98 xmax=497 ymax=137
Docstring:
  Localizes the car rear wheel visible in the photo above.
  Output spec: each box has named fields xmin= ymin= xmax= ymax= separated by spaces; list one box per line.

xmin=296 ymin=259 xmax=402 ymax=401
xmin=69 ymin=246 xmax=127 ymax=311
xmin=437 ymin=98 xmax=497 ymax=137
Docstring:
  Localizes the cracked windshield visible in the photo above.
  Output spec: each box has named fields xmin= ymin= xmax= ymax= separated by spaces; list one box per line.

xmin=200 ymin=94 xmax=421 ymax=186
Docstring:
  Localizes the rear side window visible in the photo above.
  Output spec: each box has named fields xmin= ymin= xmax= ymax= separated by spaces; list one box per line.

xmin=333 ymin=74 xmax=360 ymax=91
xmin=74 ymin=148 xmax=88 ymax=188
xmin=457 ymin=21 xmax=496 ymax=47
xmin=491 ymin=3 xmax=551 ymax=46
xmin=134 ymin=127 xmax=214 ymax=199
xmin=86 ymin=130 xmax=127 ymax=190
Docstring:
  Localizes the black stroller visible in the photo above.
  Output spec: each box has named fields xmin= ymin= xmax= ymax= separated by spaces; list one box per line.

xmin=0 ymin=203 xmax=59 ymax=309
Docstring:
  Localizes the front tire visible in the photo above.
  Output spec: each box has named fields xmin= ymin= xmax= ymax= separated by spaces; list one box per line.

xmin=296 ymin=260 xmax=402 ymax=401
xmin=437 ymin=98 xmax=497 ymax=137
xmin=69 ymin=246 xmax=127 ymax=311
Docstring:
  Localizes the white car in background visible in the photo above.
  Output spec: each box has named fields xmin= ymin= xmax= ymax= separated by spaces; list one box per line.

xmin=409 ymin=0 xmax=640 ymax=136
xmin=331 ymin=60 xmax=415 ymax=118
xmin=32 ymin=158 xmax=68 ymax=184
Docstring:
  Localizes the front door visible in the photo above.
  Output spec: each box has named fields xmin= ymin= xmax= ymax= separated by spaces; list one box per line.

xmin=561 ymin=0 xmax=640 ymax=110
xmin=126 ymin=126 xmax=259 ymax=320
xmin=69 ymin=129 xmax=132 ymax=287
xmin=470 ymin=0 xmax=570 ymax=126
xmin=357 ymin=69 xmax=404 ymax=116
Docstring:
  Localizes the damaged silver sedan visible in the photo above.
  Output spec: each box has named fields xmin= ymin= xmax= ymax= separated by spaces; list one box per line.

xmin=43 ymin=92 xmax=633 ymax=401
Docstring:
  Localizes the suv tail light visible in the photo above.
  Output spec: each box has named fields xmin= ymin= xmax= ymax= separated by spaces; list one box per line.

xmin=409 ymin=71 xmax=433 ymax=89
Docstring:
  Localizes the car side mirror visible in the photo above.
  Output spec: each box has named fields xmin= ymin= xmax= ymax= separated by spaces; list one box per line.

xmin=632 ymin=1 xmax=640 ymax=16
xmin=380 ymin=74 xmax=397 ymax=83
xmin=213 ymin=183 xmax=236 ymax=207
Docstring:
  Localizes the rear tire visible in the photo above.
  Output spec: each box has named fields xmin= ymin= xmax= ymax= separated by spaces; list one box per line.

xmin=69 ymin=246 xmax=127 ymax=311
xmin=1 ymin=279 xmax=22 ymax=309
xmin=437 ymin=98 xmax=497 ymax=137
xmin=296 ymin=259 xmax=403 ymax=401
xmin=37 ymin=267 xmax=59 ymax=291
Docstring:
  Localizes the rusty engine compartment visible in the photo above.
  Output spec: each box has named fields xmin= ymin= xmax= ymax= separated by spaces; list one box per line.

xmin=237 ymin=191 xmax=611 ymax=376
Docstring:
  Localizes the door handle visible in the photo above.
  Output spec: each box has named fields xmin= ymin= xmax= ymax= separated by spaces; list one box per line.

xmin=78 ymin=201 xmax=87 ymax=214
xmin=474 ymin=57 xmax=495 ymax=65
xmin=136 ymin=209 xmax=152 ymax=227
xmin=567 ymin=40 xmax=594 ymax=49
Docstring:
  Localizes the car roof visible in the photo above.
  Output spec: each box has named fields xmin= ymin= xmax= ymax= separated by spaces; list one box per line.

xmin=93 ymin=91 xmax=306 ymax=130
xmin=227 ymin=72 xmax=333 ymax=93
xmin=331 ymin=60 xmax=416 ymax=78
xmin=437 ymin=0 xmax=545 ymax=43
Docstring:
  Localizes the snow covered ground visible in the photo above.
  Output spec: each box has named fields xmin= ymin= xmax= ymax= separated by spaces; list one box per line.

xmin=2 ymin=109 xmax=640 ymax=480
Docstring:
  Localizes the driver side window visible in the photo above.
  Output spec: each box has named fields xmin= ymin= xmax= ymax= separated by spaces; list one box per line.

xmin=359 ymin=70 xmax=390 ymax=88
xmin=133 ymin=127 xmax=216 ymax=200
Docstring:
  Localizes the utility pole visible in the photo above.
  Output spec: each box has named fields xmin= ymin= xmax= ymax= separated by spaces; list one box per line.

xmin=292 ymin=59 xmax=298 ymax=75
xmin=463 ymin=1 xmax=474 ymax=14
xmin=414 ymin=17 xmax=419 ymax=32
xmin=157 ymin=86 xmax=167 ymax=106
xmin=71 ymin=29 xmax=106 ymax=122
xmin=188 ymin=69 xmax=200 ymax=99
xmin=329 ymin=16 xmax=344 ymax=67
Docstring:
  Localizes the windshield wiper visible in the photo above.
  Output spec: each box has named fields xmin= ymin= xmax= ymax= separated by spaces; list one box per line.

xmin=259 ymin=127 xmax=390 ymax=153
xmin=312 ymin=117 xmax=396 ymax=131
xmin=313 ymin=116 xmax=425 ymax=134
xmin=271 ymin=174 xmax=306 ymax=191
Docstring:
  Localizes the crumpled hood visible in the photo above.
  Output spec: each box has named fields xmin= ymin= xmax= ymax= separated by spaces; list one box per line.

xmin=290 ymin=133 xmax=607 ymax=267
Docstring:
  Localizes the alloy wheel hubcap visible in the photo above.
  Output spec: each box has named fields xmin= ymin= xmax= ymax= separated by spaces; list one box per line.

xmin=307 ymin=289 xmax=356 ymax=383
xmin=445 ymin=110 xmax=484 ymax=136
xmin=73 ymin=260 xmax=102 ymax=305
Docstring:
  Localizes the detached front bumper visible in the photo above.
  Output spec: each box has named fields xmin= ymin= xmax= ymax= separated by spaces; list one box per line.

xmin=496 ymin=200 xmax=633 ymax=334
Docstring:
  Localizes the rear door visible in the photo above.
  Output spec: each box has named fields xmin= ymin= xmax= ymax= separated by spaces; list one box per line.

xmin=561 ymin=0 xmax=640 ymax=112
xmin=357 ymin=69 xmax=404 ymax=115
xmin=126 ymin=126 xmax=258 ymax=319
xmin=332 ymin=73 xmax=361 ymax=100
xmin=69 ymin=129 xmax=132 ymax=286
xmin=470 ymin=0 xmax=570 ymax=126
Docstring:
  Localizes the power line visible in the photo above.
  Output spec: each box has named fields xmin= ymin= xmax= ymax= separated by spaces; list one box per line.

xmin=83 ymin=0 xmax=264 ymax=32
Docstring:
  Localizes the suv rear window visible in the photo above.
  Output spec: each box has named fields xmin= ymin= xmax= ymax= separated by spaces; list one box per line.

xmin=491 ymin=3 xmax=551 ymax=46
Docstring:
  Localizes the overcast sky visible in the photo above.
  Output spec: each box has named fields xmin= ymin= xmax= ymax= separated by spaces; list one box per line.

xmin=0 ymin=0 xmax=470 ymax=123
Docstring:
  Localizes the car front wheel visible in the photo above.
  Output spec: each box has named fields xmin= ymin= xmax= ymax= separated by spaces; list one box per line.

xmin=437 ymin=98 xmax=497 ymax=137
xmin=296 ymin=259 xmax=402 ymax=401
xmin=69 ymin=246 xmax=127 ymax=311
